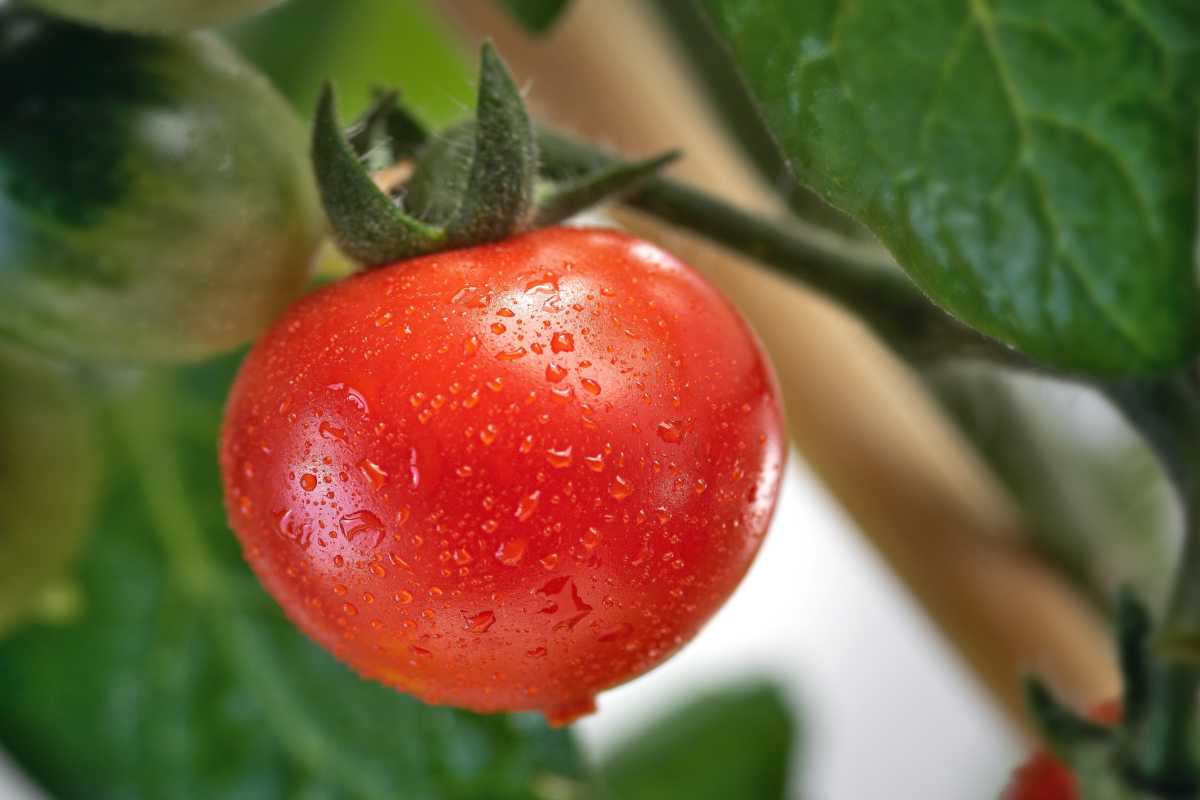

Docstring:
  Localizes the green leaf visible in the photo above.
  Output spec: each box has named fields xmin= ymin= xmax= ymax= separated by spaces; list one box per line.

xmin=496 ymin=0 xmax=571 ymax=34
xmin=597 ymin=681 xmax=797 ymax=800
xmin=701 ymin=1 xmax=1200 ymax=375
xmin=0 ymin=356 xmax=585 ymax=800
xmin=931 ymin=363 xmax=1177 ymax=611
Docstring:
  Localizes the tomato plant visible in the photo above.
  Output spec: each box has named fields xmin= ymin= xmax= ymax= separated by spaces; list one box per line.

xmin=21 ymin=0 xmax=281 ymax=32
xmin=0 ymin=11 xmax=321 ymax=363
xmin=221 ymin=226 xmax=785 ymax=723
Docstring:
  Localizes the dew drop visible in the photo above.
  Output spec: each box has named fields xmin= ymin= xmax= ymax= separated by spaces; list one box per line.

xmin=339 ymin=510 xmax=384 ymax=545
xmin=582 ymin=527 xmax=602 ymax=549
xmin=545 ymin=363 xmax=568 ymax=383
xmin=550 ymin=332 xmax=575 ymax=353
xmin=597 ymin=622 xmax=633 ymax=643
xmin=694 ymin=478 xmax=708 ymax=495
xmin=584 ymin=453 xmax=605 ymax=472
xmin=318 ymin=421 xmax=347 ymax=441
xmin=498 ymin=307 xmax=515 ymax=317
xmin=480 ymin=423 xmax=499 ymax=446
xmin=540 ymin=553 xmax=560 ymax=570
xmin=579 ymin=378 xmax=601 ymax=396
xmin=495 ymin=538 xmax=527 ymax=565
xmin=545 ymin=445 xmax=573 ymax=469
xmin=395 ymin=590 xmax=413 ymax=604
xmin=515 ymin=490 xmax=541 ymax=521
xmin=491 ymin=322 xmax=507 ymax=335
xmin=463 ymin=335 xmax=481 ymax=358
xmin=519 ymin=434 xmax=535 ymax=454
xmin=357 ymin=458 xmax=388 ymax=490
xmin=496 ymin=347 xmax=527 ymax=361
xmin=527 ymin=646 xmax=547 ymax=658
xmin=300 ymin=473 xmax=318 ymax=492
xmin=656 ymin=421 xmax=685 ymax=444
xmin=342 ymin=602 xmax=359 ymax=616
xmin=486 ymin=377 xmax=505 ymax=392
xmin=609 ymin=475 xmax=633 ymax=500
xmin=466 ymin=610 xmax=496 ymax=633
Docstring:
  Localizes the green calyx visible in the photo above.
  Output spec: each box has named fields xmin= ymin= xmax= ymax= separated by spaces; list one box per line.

xmin=1026 ymin=589 xmax=1200 ymax=798
xmin=312 ymin=42 xmax=679 ymax=267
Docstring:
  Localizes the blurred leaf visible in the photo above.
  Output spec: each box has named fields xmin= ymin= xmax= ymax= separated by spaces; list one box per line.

xmin=0 ymin=356 xmax=584 ymax=800
xmin=496 ymin=0 xmax=570 ymax=34
xmin=225 ymin=0 xmax=473 ymax=122
xmin=0 ymin=346 xmax=99 ymax=637
xmin=931 ymin=363 xmax=1179 ymax=611
xmin=701 ymin=1 xmax=1200 ymax=376
xmin=598 ymin=681 xmax=796 ymax=800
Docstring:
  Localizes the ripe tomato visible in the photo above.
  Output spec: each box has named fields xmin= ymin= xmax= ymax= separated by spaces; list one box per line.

xmin=221 ymin=227 xmax=785 ymax=723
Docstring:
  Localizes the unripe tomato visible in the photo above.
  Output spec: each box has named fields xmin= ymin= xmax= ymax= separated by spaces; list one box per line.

xmin=221 ymin=227 xmax=785 ymax=723
xmin=0 ymin=13 xmax=321 ymax=363
xmin=21 ymin=0 xmax=281 ymax=33
xmin=0 ymin=346 xmax=98 ymax=636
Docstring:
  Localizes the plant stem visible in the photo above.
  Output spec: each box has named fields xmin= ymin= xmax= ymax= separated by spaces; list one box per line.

xmin=537 ymin=130 xmax=1030 ymax=369
xmin=1104 ymin=372 xmax=1200 ymax=793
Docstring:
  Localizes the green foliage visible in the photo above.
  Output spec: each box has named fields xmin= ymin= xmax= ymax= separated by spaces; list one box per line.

xmin=0 ymin=347 xmax=99 ymax=637
xmin=225 ymin=0 xmax=473 ymax=122
xmin=0 ymin=13 xmax=321 ymax=363
xmin=597 ymin=682 xmax=797 ymax=800
xmin=0 ymin=356 xmax=585 ymax=800
xmin=497 ymin=0 xmax=571 ymax=34
xmin=22 ymin=0 xmax=280 ymax=32
xmin=702 ymin=0 xmax=1200 ymax=376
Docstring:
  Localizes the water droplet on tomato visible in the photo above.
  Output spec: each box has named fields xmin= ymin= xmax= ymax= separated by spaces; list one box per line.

xmin=300 ymin=473 xmax=317 ymax=491
xmin=491 ymin=322 xmax=507 ymax=335
xmin=579 ymin=378 xmax=601 ymax=395
xmin=545 ymin=445 xmax=573 ymax=468
xmin=495 ymin=538 xmax=527 ymax=565
xmin=694 ymin=478 xmax=708 ymax=494
xmin=550 ymin=332 xmax=575 ymax=353
xmin=584 ymin=453 xmax=605 ymax=472
xmin=342 ymin=602 xmax=359 ymax=616
xmin=466 ymin=610 xmax=496 ymax=633
xmin=395 ymin=590 xmax=413 ymax=604
xmin=480 ymin=423 xmax=499 ymax=446
xmin=540 ymin=553 xmax=560 ymax=570
xmin=339 ymin=510 xmax=384 ymax=545
xmin=545 ymin=363 xmax=568 ymax=382
xmin=582 ymin=527 xmax=602 ymax=549
xmin=496 ymin=347 xmax=527 ymax=361
xmin=463 ymin=335 xmax=481 ymax=358
xmin=516 ymin=490 xmax=540 ymax=521
xmin=318 ymin=421 xmax=347 ymax=441
xmin=656 ymin=421 xmax=685 ymax=443
xmin=609 ymin=475 xmax=633 ymax=500
xmin=357 ymin=458 xmax=388 ymax=490
xmin=597 ymin=622 xmax=633 ymax=643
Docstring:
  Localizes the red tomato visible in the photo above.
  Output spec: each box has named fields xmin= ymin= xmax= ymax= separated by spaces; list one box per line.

xmin=1003 ymin=700 xmax=1121 ymax=799
xmin=221 ymin=227 xmax=785 ymax=724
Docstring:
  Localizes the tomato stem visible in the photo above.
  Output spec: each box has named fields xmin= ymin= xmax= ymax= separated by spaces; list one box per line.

xmin=536 ymin=130 xmax=1031 ymax=370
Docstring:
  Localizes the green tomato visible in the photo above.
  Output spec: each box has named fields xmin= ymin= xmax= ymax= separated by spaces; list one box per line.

xmin=0 ymin=12 xmax=322 ymax=363
xmin=19 ymin=0 xmax=282 ymax=33
xmin=0 ymin=346 xmax=99 ymax=637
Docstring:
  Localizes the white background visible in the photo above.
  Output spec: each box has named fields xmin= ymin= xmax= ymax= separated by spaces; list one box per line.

xmin=0 ymin=456 xmax=1021 ymax=799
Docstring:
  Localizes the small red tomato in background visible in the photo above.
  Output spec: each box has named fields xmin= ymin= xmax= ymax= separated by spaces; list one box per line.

xmin=221 ymin=226 xmax=785 ymax=724
xmin=1003 ymin=700 xmax=1122 ymax=799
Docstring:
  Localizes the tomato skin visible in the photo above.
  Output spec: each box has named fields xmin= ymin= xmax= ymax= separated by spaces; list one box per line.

xmin=221 ymin=227 xmax=786 ymax=722
xmin=22 ymin=0 xmax=281 ymax=32
xmin=0 ymin=14 xmax=320 ymax=363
